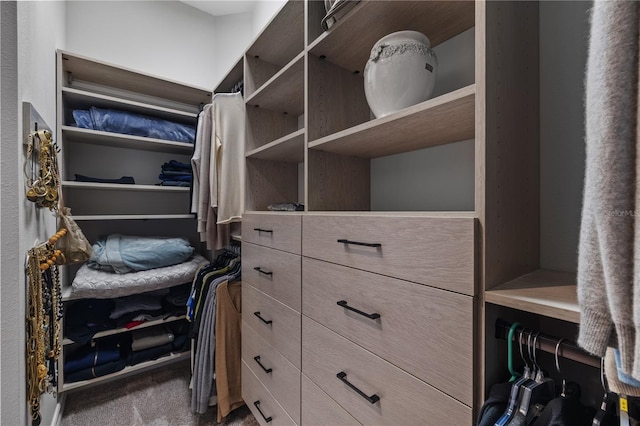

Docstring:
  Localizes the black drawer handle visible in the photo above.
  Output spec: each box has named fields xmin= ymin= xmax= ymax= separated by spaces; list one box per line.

xmin=254 ymin=311 xmax=273 ymax=325
xmin=336 ymin=371 xmax=380 ymax=404
xmin=253 ymin=400 xmax=273 ymax=423
xmin=337 ymin=239 xmax=381 ymax=248
xmin=337 ymin=300 xmax=380 ymax=320
xmin=254 ymin=228 xmax=273 ymax=234
xmin=253 ymin=266 xmax=273 ymax=276
xmin=253 ymin=356 xmax=273 ymax=374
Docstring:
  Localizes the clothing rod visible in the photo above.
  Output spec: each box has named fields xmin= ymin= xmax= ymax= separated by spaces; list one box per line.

xmin=495 ymin=319 xmax=600 ymax=369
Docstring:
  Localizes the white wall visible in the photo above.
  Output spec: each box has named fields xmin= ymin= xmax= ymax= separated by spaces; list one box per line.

xmin=65 ymin=1 xmax=218 ymax=89
xmin=212 ymin=12 xmax=253 ymax=87
xmin=251 ymin=0 xmax=287 ymax=37
xmin=2 ymin=1 xmax=66 ymax=425
xmin=539 ymin=1 xmax=590 ymax=272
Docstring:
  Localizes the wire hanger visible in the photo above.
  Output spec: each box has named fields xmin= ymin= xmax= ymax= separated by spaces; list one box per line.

xmin=554 ymin=338 xmax=567 ymax=398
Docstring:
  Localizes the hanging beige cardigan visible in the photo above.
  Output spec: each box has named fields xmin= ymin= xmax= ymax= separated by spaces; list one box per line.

xmin=578 ymin=1 xmax=640 ymax=378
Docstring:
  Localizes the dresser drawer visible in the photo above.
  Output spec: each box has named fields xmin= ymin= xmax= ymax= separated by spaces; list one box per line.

xmin=243 ymin=320 xmax=301 ymax=423
xmin=302 ymin=317 xmax=472 ymax=425
xmin=302 ymin=374 xmax=361 ymax=426
xmin=243 ymin=283 xmax=301 ymax=368
xmin=243 ymin=361 xmax=297 ymax=426
xmin=302 ymin=214 xmax=475 ymax=295
xmin=243 ymin=213 xmax=302 ymax=254
xmin=242 ymin=242 xmax=301 ymax=312
xmin=302 ymin=257 xmax=473 ymax=406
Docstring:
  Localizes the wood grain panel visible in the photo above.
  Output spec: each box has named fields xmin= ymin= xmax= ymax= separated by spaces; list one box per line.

xmin=246 ymin=53 xmax=305 ymax=115
xmin=245 ymin=158 xmax=300 ymax=212
xmin=302 ymin=317 xmax=472 ymax=424
xmin=306 ymin=0 xmax=327 ymax=46
xmin=307 ymin=150 xmax=370 ymax=211
xmin=480 ymin=1 xmax=540 ymax=291
xmin=242 ymin=212 xmax=302 ymax=254
xmin=242 ymin=242 xmax=301 ymax=311
xmin=242 ymin=284 xmax=301 ymax=368
xmin=246 ymin=0 xmax=304 ymax=67
xmin=243 ymin=321 xmax=301 ymax=423
xmin=302 ymin=214 xmax=476 ymax=295
xmin=245 ymin=55 xmax=281 ymax=99
xmin=308 ymin=1 xmax=475 ymax=74
xmin=308 ymin=85 xmax=475 ymax=158
xmin=214 ymin=57 xmax=243 ymax=94
xmin=246 ymin=105 xmax=299 ymax=151
xmin=302 ymin=374 xmax=361 ymax=426
xmin=307 ymin=53 xmax=371 ymax=141
xmin=302 ymin=257 xmax=474 ymax=405
xmin=242 ymin=361 xmax=297 ymax=426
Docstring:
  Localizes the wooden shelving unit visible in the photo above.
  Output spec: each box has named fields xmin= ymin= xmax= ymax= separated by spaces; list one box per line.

xmin=61 ymin=126 xmax=194 ymax=154
xmin=72 ymin=214 xmax=194 ymax=221
xmin=61 ymin=181 xmax=190 ymax=192
xmin=245 ymin=129 xmax=304 ymax=163
xmin=245 ymin=52 xmax=304 ymax=115
xmin=485 ymin=270 xmax=579 ymax=324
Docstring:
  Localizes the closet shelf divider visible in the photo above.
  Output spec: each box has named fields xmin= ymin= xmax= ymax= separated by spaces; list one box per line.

xmin=245 ymin=129 xmax=305 ymax=163
xmin=61 ymin=126 xmax=195 ymax=154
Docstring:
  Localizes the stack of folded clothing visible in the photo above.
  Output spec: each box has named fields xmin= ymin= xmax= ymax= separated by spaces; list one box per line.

xmin=159 ymin=160 xmax=192 ymax=187
xmin=110 ymin=289 xmax=169 ymax=329
xmin=128 ymin=326 xmax=175 ymax=366
xmin=64 ymin=335 xmax=128 ymax=383
xmin=65 ymin=299 xmax=116 ymax=345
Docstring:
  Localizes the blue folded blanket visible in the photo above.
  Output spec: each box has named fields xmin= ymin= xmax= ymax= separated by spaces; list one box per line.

xmin=73 ymin=107 xmax=196 ymax=143
xmin=88 ymin=234 xmax=195 ymax=274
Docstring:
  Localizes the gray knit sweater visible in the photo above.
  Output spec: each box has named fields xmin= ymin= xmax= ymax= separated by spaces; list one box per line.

xmin=578 ymin=1 xmax=639 ymax=377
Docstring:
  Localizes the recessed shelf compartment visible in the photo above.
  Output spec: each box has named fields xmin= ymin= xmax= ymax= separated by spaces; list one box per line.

xmin=246 ymin=129 xmax=304 ymax=163
xmin=62 ymin=315 xmax=187 ymax=346
xmin=309 ymin=84 xmax=474 ymax=158
xmin=62 ymin=87 xmax=197 ymax=125
xmin=60 ymin=50 xmax=211 ymax=109
xmin=307 ymin=0 xmax=475 ymax=74
xmin=214 ymin=57 xmax=244 ymax=94
xmin=244 ymin=0 xmax=304 ymax=97
xmin=61 ymin=350 xmax=190 ymax=392
xmin=485 ymin=269 xmax=579 ymax=323
xmin=61 ymin=126 xmax=194 ymax=154
xmin=245 ymin=52 xmax=305 ymax=115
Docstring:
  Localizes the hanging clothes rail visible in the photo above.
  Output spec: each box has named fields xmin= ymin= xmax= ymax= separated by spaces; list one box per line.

xmin=495 ymin=319 xmax=600 ymax=369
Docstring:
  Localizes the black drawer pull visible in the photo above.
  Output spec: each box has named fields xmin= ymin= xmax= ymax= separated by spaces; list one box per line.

xmin=254 ymin=311 xmax=273 ymax=325
xmin=253 ymin=356 xmax=273 ymax=374
xmin=253 ymin=400 xmax=273 ymax=423
xmin=254 ymin=228 xmax=273 ymax=234
xmin=337 ymin=239 xmax=381 ymax=248
xmin=336 ymin=371 xmax=380 ymax=404
xmin=337 ymin=300 xmax=380 ymax=320
xmin=253 ymin=266 xmax=273 ymax=276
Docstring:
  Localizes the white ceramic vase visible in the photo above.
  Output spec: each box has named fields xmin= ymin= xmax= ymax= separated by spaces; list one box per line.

xmin=364 ymin=30 xmax=438 ymax=118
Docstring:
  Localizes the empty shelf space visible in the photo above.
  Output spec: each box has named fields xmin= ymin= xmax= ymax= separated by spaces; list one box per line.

xmin=214 ymin=57 xmax=244 ymax=94
xmin=245 ymin=52 xmax=305 ymax=115
xmin=62 ymin=315 xmax=186 ymax=346
xmin=62 ymin=181 xmax=190 ymax=192
xmin=485 ymin=269 xmax=579 ymax=324
xmin=62 ymin=87 xmax=197 ymax=124
xmin=246 ymin=0 xmax=304 ymax=67
xmin=309 ymin=85 xmax=475 ymax=158
xmin=61 ymin=126 xmax=194 ymax=154
xmin=61 ymin=350 xmax=190 ymax=392
xmin=246 ymin=129 xmax=304 ymax=163
xmin=72 ymin=214 xmax=194 ymax=221
xmin=308 ymin=1 xmax=475 ymax=74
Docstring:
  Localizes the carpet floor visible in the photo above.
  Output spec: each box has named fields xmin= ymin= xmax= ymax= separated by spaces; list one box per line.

xmin=61 ymin=360 xmax=259 ymax=426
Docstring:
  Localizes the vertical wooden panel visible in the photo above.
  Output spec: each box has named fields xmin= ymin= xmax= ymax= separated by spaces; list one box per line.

xmin=307 ymin=150 xmax=370 ymax=211
xmin=246 ymin=106 xmax=299 ymax=151
xmin=244 ymin=55 xmax=281 ymax=99
xmin=246 ymin=158 xmax=299 ymax=211
xmin=307 ymin=53 xmax=371 ymax=141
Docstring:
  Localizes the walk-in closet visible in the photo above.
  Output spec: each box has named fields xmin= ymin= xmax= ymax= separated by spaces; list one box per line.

xmin=4 ymin=0 xmax=640 ymax=425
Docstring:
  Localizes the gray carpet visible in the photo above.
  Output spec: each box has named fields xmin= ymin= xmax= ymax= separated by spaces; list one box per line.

xmin=61 ymin=360 xmax=258 ymax=426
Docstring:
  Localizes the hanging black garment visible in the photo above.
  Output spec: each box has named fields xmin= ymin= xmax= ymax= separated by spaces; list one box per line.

xmin=532 ymin=383 xmax=594 ymax=426
xmin=477 ymin=382 xmax=513 ymax=426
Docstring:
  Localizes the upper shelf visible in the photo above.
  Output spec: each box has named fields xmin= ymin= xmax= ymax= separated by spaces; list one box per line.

xmin=246 ymin=0 xmax=304 ymax=68
xmin=246 ymin=129 xmax=305 ymax=163
xmin=62 ymin=87 xmax=197 ymax=124
xmin=61 ymin=126 xmax=194 ymax=154
xmin=59 ymin=50 xmax=211 ymax=108
xmin=245 ymin=52 xmax=305 ymax=115
xmin=308 ymin=84 xmax=475 ymax=158
xmin=214 ymin=57 xmax=244 ymax=94
xmin=308 ymin=0 xmax=475 ymax=74
xmin=485 ymin=269 xmax=579 ymax=324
